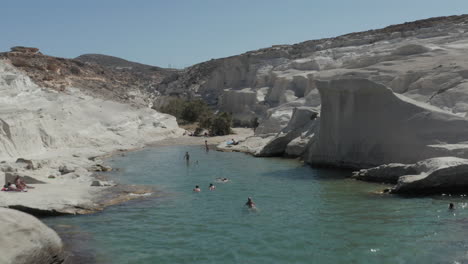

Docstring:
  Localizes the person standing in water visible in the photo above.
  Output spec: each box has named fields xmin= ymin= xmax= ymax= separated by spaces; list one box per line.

xmin=193 ymin=185 xmax=201 ymax=192
xmin=245 ymin=197 xmax=256 ymax=208
xmin=205 ymin=140 xmax=209 ymax=152
xmin=449 ymin=203 xmax=455 ymax=210
xmin=184 ymin=152 xmax=190 ymax=164
xmin=209 ymin=183 xmax=215 ymax=190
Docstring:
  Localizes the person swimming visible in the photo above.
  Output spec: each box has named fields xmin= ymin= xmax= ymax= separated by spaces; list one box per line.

xmin=449 ymin=203 xmax=455 ymax=210
xmin=193 ymin=185 xmax=201 ymax=192
xmin=245 ymin=197 xmax=256 ymax=208
xmin=209 ymin=183 xmax=216 ymax=190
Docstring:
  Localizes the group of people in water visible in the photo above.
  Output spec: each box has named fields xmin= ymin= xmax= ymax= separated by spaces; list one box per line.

xmin=192 ymin=182 xmax=256 ymax=208
xmin=186 ymin=146 xmax=256 ymax=209
xmin=1 ymin=176 xmax=33 ymax=192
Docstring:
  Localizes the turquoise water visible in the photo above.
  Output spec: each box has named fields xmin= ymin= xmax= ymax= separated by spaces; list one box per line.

xmin=44 ymin=146 xmax=468 ymax=264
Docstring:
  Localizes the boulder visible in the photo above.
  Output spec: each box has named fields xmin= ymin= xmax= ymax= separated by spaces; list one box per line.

xmin=59 ymin=165 xmax=75 ymax=175
xmin=91 ymin=180 xmax=111 ymax=187
xmin=0 ymin=208 xmax=64 ymax=264
xmin=285 ymin=134 xmax=314 ymax=157
xmin=16 ymin=158 xmax=35 ymax=169
xmin=306 ymin=79 xmax=468 ymax=168
xmin=256 ymin=107 xmax=318 ymax=157
xmin=352 ymin=163 xmax=417 ymax=184
xmin=392 ymin=157 xmax=468 ymax=194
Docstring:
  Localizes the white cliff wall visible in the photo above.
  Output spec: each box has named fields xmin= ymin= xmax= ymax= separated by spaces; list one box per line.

xmin=0 ymin=60 xmax=182 ymax=161
xmin=305 ymin=79 xmax=468 ymax=168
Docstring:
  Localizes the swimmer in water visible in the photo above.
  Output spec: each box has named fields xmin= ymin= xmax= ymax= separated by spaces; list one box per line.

xmin=209 ymin=183 xmax=216 ymax=190
xmin=449 ymin=203 xmax=455 ymax=210
xmin=193 ymin=185 xmax=201 ymax=192
xmin=245 ymin=197 xmax=256 ymax=208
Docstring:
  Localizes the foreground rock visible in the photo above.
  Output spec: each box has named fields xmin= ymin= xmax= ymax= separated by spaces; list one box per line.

xmin=354 ymin=157 xmax=468 ymax=194
xmin=306 ymin=79 xmax=468 ymax=168
xmin=0 ymin=208 xmax=64 ymax=264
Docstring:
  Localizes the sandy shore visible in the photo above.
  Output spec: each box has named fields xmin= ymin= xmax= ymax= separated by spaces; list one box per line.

xmin=148 ymin=128 xmax=254 ymax=147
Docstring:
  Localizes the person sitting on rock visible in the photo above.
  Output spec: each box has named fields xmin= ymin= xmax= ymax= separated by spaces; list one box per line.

xmin=14 ymin=176 xmax=26 ymax=190
xmin=14 ymin=176 xmax=34 ymax=190
xmin=1 ymin=184 xmax=8 ymax=191
xmin=193 ymin=185 xmax=201 ymax=192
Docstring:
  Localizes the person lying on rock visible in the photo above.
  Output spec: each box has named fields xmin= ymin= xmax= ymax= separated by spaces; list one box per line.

xmin=14 ymin=176 xmax=34 ymax=190
xmin=1 ymin=182 xmax=24 ymax=192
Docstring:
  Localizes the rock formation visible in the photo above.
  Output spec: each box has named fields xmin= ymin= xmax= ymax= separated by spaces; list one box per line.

xmin=0 ymin=208 xmax=64 ymax=264
xmin=306 ymin=78 xmax=468 ymax=168
xmin=0 ymin=54 xmax=183 ymax=214
xmin=353 ymin=157 xmax=468 ymax=194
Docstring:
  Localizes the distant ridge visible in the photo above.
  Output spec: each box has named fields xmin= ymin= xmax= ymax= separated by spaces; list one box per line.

xmin=75 ymin=53 xmax=168 ymax=73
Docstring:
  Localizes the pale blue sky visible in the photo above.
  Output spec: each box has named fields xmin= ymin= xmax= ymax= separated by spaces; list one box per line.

xmin=1 ymin=0 xmax=467 ymax=68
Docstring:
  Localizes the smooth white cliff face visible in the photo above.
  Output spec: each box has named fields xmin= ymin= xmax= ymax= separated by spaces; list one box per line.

xmin=305 ymin=79 xmax=468 ymax=168
xmin=0 ymin=60 xmax=182 ymax=161
xmin=0 ymin=208 xmax=64 ymax=264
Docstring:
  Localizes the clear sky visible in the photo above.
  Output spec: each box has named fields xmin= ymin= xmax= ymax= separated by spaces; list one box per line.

xmin=1 ymin=0 xmax=467 ymax=68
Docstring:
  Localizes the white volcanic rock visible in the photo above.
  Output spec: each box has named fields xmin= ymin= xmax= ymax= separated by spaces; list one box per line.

xmin=217 ymin=135 xmax=275 ymax=155
xmin=0 ymin=208 xmax=64 ymax=264
xmin=393 ymin=157 xmax=468 ymax=194
xmin=285 ymin=134 xmax=313 ymax=157
xmin=0 ymin=60 xmax=183 ymax=213
xmin=256 ymin=107 xmax=318 ymax=157
xmin=218 ymin=88 xmax=260 ymax=125
xmin=0 ymin=60 xmax=182 ymax=161
xmin=305 ymin=78 xmax=468 ymax=168
xmin=352 ymin=163 xmax=416 ymax=183
xmin=255 ymin=106 xmax=294 ymax=135
xmin=354 ymin=157 xmax=468 ymax=194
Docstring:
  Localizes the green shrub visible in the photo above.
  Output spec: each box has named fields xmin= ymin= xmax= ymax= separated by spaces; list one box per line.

xmin=159 ymin=98 xmax=233 ymax=135
xmin=159 ymin=98 xmax=186 ymax=121
xmin=199 ymin=112 xmax=232 ymax=136
xmin=181 ymin=99 xmax=210 ymax=123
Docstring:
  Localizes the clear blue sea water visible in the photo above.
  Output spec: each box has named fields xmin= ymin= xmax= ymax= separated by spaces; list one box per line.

xmin=43 ymin=146 xmax=468 ymax=264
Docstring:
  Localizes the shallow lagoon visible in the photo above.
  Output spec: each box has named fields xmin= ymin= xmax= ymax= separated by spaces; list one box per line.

xmin=44 ymin=146 xmax=468 ymax=264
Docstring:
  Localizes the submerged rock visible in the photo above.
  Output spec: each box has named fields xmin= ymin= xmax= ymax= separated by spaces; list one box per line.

xmin=0 ymin=208 xmax=64 ymax=264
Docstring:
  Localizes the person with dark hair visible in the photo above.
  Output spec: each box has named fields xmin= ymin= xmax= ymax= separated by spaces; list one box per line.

xmin=209 ymin=183 xmax=215 ymax=191
xmin=205 ymin=140 xmax=209 ymax=152
xmin=193 ymin=185 xmax=201 ymax=192
xmin=245 ymin=197 xmax=256 ymax=208
xmin=184 ymin=152 xmax=190 ymax=165
xmin=449 ymin=203 xmax=455 ymax=210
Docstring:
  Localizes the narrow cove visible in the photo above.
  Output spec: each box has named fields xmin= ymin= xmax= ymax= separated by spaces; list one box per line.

xmin=44 ymin=145 xmax=468 ymax=264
